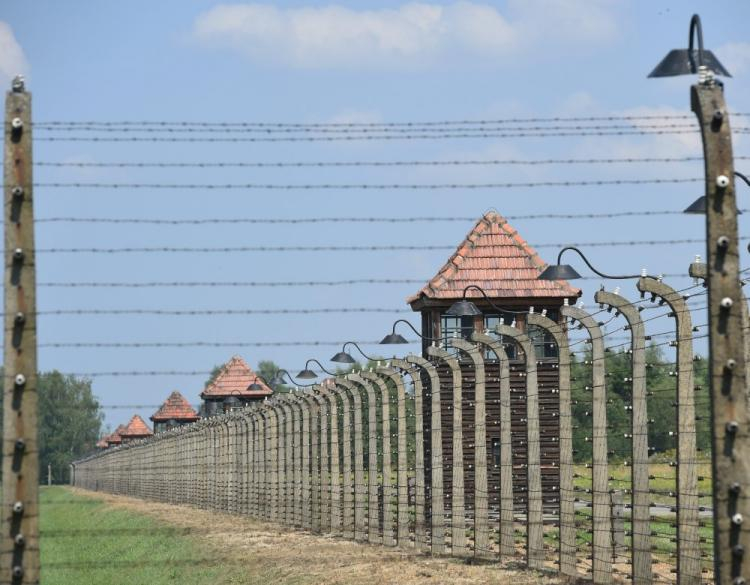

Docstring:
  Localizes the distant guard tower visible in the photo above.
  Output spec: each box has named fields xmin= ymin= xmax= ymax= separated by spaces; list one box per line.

xmin=151 ymin=391 xmax=200 ymax=433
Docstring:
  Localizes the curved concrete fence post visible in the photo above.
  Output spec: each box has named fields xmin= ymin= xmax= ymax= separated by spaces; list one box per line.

xmin=251 ymin=411 xmax=266 ymax=518
xmin=295 ymin=392 xmax=313 ymax=530
xmin=361 ymin=370 xmax=396 ymax=547
xmin=350 ymin=373 xmax=382 ymax=544
xmin=281 ymin=395 xmax=305 ymax=527
xmin=332 ymin=381 xmax=355 ymax=539
xmin=263 ymin=404 xmax=280 ymax=523
xmin=426 ymin=345 xmax=466 ymax=557
xmin=451 ymin=338 xmax=490 ymax=560
xmin=223 ymin=417 xmax=233 ymax=512
xmin=637 ymin=277 xmax=701 ymax=585
xmin=299 ymin=391 xmax=320 ymax=532
xmin=336 ymin=378 xmax=367 ymax=542
xmin=322 ymin=384 xmax=342 ymax=535
xmin=309 ymin=388 xmax=328 ymax=532
xmin=390 ymin=358 xmax=429 ymax=552
xmin=559 ymin=307 xmax=612 ymax=584
xmin=269 ymin=400 xmax=287 ymax=525
xmin=230 ymin=414 xmax=241 ymax=514
xmin=493 ymin=324 xmax=545 ymax=570
xmin=375 ymin=365 xmax=409 ymax=547
xmin=406 ymin=354 xmax=445 ymax=555
xmin=280 ymin=396 xmax=298 ymax=526
xmin=527 ymin=312 xmax=577 ymax=577
xmin=314 ymin=386 xmax=331 ymax=532
xmin=236 ymin=412 xmax=250 ymax=515
xmin=594 ymin=290 xmax=653 ymax=585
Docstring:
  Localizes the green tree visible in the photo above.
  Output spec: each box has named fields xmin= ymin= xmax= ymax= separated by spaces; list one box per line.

xmin=571 ymin=345 xmax=710 ymax=462
xmin=38 ymin=371 xmax=103 ymax=484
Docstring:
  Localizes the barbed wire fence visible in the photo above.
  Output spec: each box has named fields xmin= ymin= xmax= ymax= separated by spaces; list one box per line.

xmin=3 ymin=76 xmax=748 ymax=585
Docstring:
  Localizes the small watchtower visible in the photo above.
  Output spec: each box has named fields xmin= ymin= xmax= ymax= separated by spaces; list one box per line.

xmin=408 ymin=211 xmax=580 ymax=510
xmin=151 ymin=391 xmax=200 ymax=433
xmin=119 ymin=415 xmax=153 ymax=443
xmin=200 ymin=355 xmax=272 ymax=417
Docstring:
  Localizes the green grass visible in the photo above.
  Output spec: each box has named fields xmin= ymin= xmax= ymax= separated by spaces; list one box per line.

xmin=573 ymin=463 xmax=713 ymax=506
xmin=40 ymin=487 xmax=248 ymax=585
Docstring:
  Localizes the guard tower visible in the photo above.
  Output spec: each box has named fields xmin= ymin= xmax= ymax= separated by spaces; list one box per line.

xmin=407 ymin=211 xmax=580 ymax=510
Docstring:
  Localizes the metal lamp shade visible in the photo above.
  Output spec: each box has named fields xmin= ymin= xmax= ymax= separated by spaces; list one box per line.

xmin=648 ymin=49 xmax=731 ymax=78
xmin=296 ymin=368 xmax=318 ymax=379
xmin=380 ymin=332 xmax=408 ymax=344
xmin=248 ymin=382 xmax=264 ymax=391
xmin=330 ymin=351 xmax=356 ymax=364
xmin=269 ymin=373 xmax=286 ymax=386
xmin=224 ymin=395 xmax=241 ymax=406
xmin=683 ymin=196 xmax=707 ymax=214
xmin=445 ymin=299 xmax=482 ymax=317
xmin=537 ymin=264 xmax=582 ymax=280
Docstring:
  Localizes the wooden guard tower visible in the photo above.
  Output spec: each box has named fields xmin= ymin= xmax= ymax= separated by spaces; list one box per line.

xmin=151 ymin=391 xmax=200 ymax=433
xmin=200 ymin=355 xmax=272 ymax=417
xmin=407 ymin=211 xmax=580 ymax=510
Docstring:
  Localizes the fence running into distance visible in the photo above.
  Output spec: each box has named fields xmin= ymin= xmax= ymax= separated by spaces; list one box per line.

xmin=72 ymin=270 xmax=716 ymax=585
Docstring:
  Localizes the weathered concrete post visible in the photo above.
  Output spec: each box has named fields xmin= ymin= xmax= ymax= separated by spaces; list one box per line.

xmin=560 ymin=307 xmax=612 ymax=583
xmin=470 ymin=333 xmax=515 ymax=559
xmin=406 ymin=354 xmax=445 ymax=555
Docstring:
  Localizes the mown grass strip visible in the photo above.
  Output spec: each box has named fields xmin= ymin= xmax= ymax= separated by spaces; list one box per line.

xmin=40 ymin=486 xmax=245 ymax=585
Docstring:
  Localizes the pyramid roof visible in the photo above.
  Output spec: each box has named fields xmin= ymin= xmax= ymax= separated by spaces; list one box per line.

xmin=120 ymin=415 xmax=153 ymax=438
xmin=151 ymin=391 xmax=200 ymax=422
xmin=106 ymin=424 xmax=126 ymax=445
xmin=407 ymin=211 xmax=580 ymax=306
xmin=200 ymin=355 xmax=273 ymax=399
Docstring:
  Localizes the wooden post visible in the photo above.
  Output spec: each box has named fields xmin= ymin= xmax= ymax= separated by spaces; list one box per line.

xmin=494 ymin=324 xmax=546 ymax=570
xmin=637 ymin=278 xmax=701 ymax=585
xmin=2 ymin=76 xmax=39 ymax=585
xmin=47 ymin=465 xmax=51 ymax=487
xmin=526 ymin=314 xmax=577 ymax=575
xmin=471 ymin=333 xmax=515 ymax=559
xmin=427 ymin=346 xmax=466 ymax=556
xmin=391 ymin=359 xmax=428 ymax=552
xmin=560 ymin=308 xmax=612 ymax=584
xmin=451 ymin=339 xmax=490 ymax=559
xmin=691 ymin=80 xmax=750 ymax=585
xmin=406 ymin=355 xmax=445 ymax=555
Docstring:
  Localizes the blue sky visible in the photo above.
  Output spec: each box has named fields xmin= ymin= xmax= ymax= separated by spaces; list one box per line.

xmin=2 ymin=0 xmax=750 ymax=429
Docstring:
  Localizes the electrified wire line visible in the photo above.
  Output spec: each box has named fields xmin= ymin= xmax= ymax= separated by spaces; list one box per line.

xmin=35 ymin=209 xmax=742 ymax=225
xmin=31 ymin=238 xmax=742 ymax=254
xmin=34 ymin=177 xmax=701 ymax=190
xmin=36 ymin=155 xmax=742 ymax=169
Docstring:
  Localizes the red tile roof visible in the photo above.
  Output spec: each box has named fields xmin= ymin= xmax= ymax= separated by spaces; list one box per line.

xmin=151 ymin=391 xmax=200 ymax=422
xmin=96 ymin=437 xmax=109 ymax=449
xmin=407 ymin=211 xmax=580 ymax=304
xmin=106 ymin=424 xmax=126 ymax=445
xmin=200 ymin=355 xmax=273 ymax=399
xmin=120 ymin=415 xmax=153 ymax=439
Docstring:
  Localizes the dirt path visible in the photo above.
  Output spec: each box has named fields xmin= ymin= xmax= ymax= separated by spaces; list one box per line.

xmin=69 ymin=488 xmax=558 ymax=585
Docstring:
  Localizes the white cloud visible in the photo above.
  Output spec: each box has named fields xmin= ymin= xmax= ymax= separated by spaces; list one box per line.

xmin=717 ymin=42 xmax=750 ymax=77
xmin=192 ymin=1 xmax=621 ymax=69
xmin=0 ymin=22 xmax=28 ymax=86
